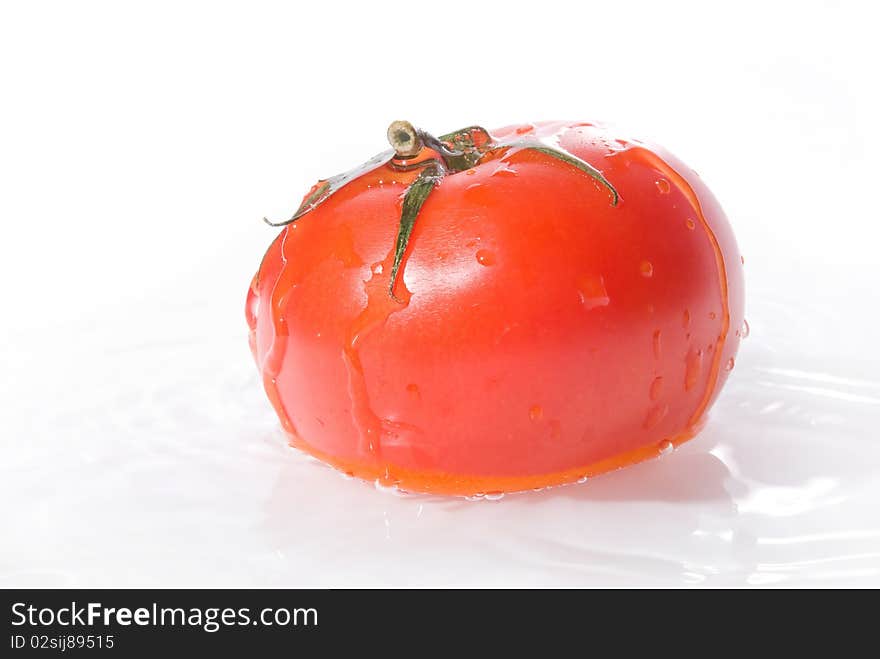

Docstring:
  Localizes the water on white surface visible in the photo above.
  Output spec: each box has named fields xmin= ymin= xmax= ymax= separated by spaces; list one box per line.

xmin=1 ymin=269 xmax=879 ymax=587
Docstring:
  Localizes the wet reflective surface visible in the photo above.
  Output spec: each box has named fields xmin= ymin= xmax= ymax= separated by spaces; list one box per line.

xmin=2 ymin=270 xmax=878 ymax=587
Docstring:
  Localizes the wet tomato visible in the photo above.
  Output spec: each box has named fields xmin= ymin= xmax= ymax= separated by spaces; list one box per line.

xmin=246 ymin=120 xmax=745 ymax=495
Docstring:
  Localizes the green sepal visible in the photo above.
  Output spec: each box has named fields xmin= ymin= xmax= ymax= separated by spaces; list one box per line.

xmin=389 ymin=163 xmax=444 ymax=297
xmin=436 ymin=126 xmax=494 ymax=172
xmin=509 ymin=142 xmax=619 ymax=206
xmin=264 ymin=149 xmax=394 ymax=226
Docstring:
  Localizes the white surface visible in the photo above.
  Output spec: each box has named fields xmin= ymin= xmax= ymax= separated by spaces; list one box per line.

xmin=2 ymin=1 xmax=879 ymax=587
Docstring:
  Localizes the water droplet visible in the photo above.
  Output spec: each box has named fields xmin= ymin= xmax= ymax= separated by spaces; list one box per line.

xmin=741 ymin=318 xmax=750 ymax=338
xmin=374 ymin=479 xmax=406 ymax=496
xmin=577 ymin=475 xmax=589 ymax=484
xmin=371 ymin=262 xmax=384 ymax=275
xmin=642 ymin=403 xmax=669 ymax=430
xmin=639 ymin=260 xmax=654 ymax=278
xmin=529 ymin=405 xmax=543 ymax=421
xmin=492 ymin=162 xmax=517 ymax=177
xmin=644 ymin=404 xmax=669 ymax=429
xmin=655 ymin=178 xmax=671 ymax=194
xmin=650 ymin=376 xmax=664 ymax=401
xmin=682 ymin=309 xmax=691 ymax=329
xmin=725 ymin=357 xmax=735 ymax=371
xmin=465 ymin=493 xmax=486 ymax=502
xmin=476 ymin=249 xmax=496 ymax=266
xmin=652 ymin=329 xmax=662 ymax=359
xmin=709 ymin=311 xmax=717 ymax=320
xmin=658 ymin=439 xmax=674 ymax=455
xmin=685 ymin=218 xmax=696 ymax=230
xmin=685 ymin=349 xmax=703 ymax=391
xmin=465 ymin=168 xmax=477 ymax=175
xmin=576 ymin=274 xmax=610 ymax=310
xmin=484 ymin=491 xmax=505 ymax=501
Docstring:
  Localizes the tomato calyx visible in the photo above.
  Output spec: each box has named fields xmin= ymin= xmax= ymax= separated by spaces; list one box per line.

xmin=263 ymin=121 xmax=620 ymax=298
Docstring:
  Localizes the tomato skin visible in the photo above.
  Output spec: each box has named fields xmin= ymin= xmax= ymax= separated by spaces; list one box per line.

xmin=247 ymin=121 xmax=745 ymax=495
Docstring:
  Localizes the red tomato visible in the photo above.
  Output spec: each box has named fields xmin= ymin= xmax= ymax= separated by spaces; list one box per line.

xmin=246 ymin=120 xmax=745 ymax=495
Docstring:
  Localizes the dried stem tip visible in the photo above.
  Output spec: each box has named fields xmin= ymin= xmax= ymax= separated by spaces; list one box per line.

xmin=387 ymin=120 xmax=422 ymax=157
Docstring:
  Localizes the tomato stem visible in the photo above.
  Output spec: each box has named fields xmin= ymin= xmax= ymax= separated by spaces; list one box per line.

xmin=387 ymin=120 xmax=468 ymax=171
xmin=387 ymin=120 xmax=422 ymax=158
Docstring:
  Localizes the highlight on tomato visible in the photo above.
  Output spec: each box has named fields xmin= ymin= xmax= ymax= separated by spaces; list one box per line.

xmin=246 ymin=119 xmax=745 ymax=496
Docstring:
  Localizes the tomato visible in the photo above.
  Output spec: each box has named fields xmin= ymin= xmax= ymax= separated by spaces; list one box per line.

xmin=246 ymin=120 xmax=745 ymax=495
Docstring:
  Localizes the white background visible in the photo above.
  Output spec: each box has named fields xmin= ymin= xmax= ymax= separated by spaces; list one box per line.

xmin=2 ymin=1 xmax=879 ymax=586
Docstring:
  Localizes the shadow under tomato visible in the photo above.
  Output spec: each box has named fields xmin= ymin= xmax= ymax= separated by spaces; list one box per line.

xmin=527 ymin=448 xmax=737 ymax=505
